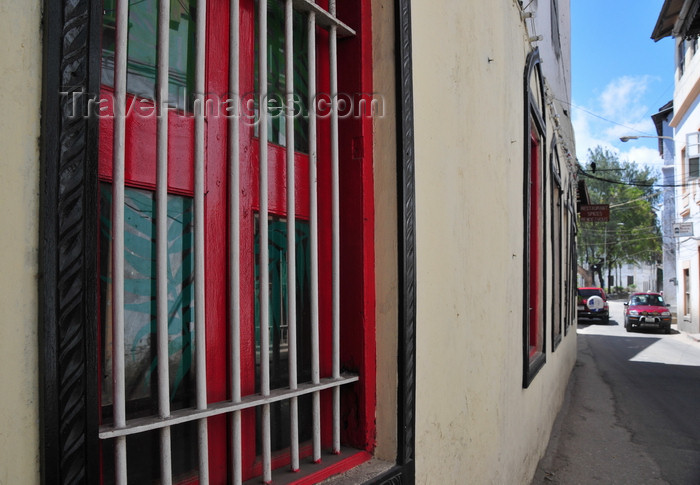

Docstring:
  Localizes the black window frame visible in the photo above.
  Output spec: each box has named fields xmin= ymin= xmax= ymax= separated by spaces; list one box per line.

xmin=523 ymin=48 xmax=547 ymax=388
xmin=550 ymin=138 xmax=563 ymax=351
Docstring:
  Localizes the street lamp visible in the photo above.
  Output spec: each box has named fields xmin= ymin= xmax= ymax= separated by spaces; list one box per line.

xmin=620 ymin=135 xmax=674 ymax=142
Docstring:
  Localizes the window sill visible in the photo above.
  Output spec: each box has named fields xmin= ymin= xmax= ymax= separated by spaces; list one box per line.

xmin=244 ymin=449 xmax=373 ymax=485
xmin=319 ymin=457 xmax=395 ymax=484
xmin=524 ymin=351 xmax=546 ymax=388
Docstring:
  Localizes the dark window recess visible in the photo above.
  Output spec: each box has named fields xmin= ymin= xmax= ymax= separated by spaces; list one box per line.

xmin=254 ymin=0 xmax=310 ymax=153
xmin=254 ymin=215 xmax=313 ymax=454
xmin=690 ymin=156 xmax=700 ymax=179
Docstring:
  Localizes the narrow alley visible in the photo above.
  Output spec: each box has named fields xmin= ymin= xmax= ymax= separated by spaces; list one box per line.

xmin=533 ymin=301 xmax=700 ymax=485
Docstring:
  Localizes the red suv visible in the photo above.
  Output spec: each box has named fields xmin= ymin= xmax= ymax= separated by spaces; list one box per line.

xmin=624 ymin=292 xmax=671 ymax=334
xmin=577 ymin=287 xmax=609 ymax=324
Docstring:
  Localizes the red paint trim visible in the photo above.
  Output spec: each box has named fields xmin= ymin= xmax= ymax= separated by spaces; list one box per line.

xmin=97 ymin=87 xmax=195 ymax=194
xmin=249 ymin=143 xmax=311 ymax=215
xmin=203 ymin=1 xmax=231 ymax=483
xmin=337 ymin=0 xmax=376 ymax=452
xmin=238 ymin=0 xmax=259 ymax=477
xmin=529 ymin=131 xmax=542 ymax=357
xmin=250 ymin=441 xmax=316 ymax=478
xmin=249 ymin=448 xmax=372 ymax=484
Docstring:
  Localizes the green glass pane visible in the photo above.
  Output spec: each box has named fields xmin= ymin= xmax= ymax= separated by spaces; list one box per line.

xmin=254 ymin=0 xmax=310 ymax=153
xmin=102 ymin=0 xmax=196 ymax=110
xmin=99 ymin=184 xmax=195 ymax=420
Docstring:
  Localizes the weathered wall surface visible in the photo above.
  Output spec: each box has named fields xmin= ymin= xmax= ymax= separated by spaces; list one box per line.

xmin=0 ymin=0 xmax=42 ymax=483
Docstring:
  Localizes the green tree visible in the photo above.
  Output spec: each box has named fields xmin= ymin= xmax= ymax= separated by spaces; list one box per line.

xmin=577 ymin=146 xmax=662 ymax=291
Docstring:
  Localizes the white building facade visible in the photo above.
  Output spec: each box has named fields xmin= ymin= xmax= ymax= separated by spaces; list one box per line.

xmin=654 ymin=0 xmax=700 ymax=333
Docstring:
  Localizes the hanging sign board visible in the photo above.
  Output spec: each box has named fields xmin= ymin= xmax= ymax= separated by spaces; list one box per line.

xmin=673 ymin=222 xmax=694 ymax=237
xmin=580 ymin=204 xmax=609 ymax=222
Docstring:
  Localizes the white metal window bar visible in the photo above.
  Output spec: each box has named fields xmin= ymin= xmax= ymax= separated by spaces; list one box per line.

xmin=194 ymin=0 xmax=210 ymax=483
xmin=103 ymin=0 xmax=358 ymax=483
xmin=285 ymin=0 xmax=300 ymax=474
xmin=156 ymin=0 xmax=173 ymax=483
xmin=111 ymin=0 xmax=128 ymax=482
xmin=228 ymin=0 xmax=243 ymax=483
xmin=307 ymin=3 xmax=322 ymax=467
xmin=328 ymin=0 xmax=341 ymax=456
xmin=258 ymin=0 xmax=272 ymax=482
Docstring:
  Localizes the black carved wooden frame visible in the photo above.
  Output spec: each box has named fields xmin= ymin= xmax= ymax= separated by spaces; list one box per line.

xmin=39 ymin=0 xmax=102 ymax=482
xmin=550 ymin=138 xmax=563 ymax=352
xmin=39 ymin=0 xmax=416 ymax=483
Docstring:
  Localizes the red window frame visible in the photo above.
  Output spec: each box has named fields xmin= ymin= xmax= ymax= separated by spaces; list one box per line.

xmin=528 ymin=131 xmax=543 ymax=359
xmin=97 ymin=0 xmax=376 ymax=482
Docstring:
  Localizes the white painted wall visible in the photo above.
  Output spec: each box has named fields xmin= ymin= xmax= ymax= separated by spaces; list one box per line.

xmin=0 ymin=0 xmax=42 ymax=482
xmin=672 ymin=36 xmax=700 ymax=333
xmin=529 ymin=0 xmax=572 ymax=109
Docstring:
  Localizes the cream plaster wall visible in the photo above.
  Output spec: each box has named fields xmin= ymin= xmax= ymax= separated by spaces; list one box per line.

xmin=372 ymin=0 xmax=399 ymax=462
xmin=0 ymin=0 xmax=42 ymax=483
xmin=411 ymin=1 xmax=576 ymax=483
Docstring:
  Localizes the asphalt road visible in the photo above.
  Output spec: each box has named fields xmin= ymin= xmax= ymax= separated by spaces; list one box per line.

xmin=532 ymin=301 xmax=700 ymax=485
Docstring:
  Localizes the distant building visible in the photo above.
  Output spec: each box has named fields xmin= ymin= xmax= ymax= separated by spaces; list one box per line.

xmin=651 ymin=101 xmax=678 ymax=310
xmin=577 ymin=261 xmax=660 ymax=295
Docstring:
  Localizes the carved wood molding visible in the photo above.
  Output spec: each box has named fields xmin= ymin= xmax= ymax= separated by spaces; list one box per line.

xmin=40 ymin=0 xmax=100 ymax=483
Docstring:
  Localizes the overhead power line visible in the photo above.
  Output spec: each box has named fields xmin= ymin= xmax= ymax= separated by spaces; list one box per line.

xmin=578 ymin=168 xmax=694 ymax=189
xmin=556 ymin=98 xmax=656 ymax=136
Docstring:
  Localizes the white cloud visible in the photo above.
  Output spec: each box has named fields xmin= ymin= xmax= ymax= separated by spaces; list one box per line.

xmin=604 ymin=118 xmax=657 ymax=141
xmin=598 ymin=76 xmax=652 ymax=120
xmin=619 ymin=145 xmax=664 ymax=166
xmin=572 ymin=107 xmax=617 ymax=160
xmin=574 ymin=75 xmax=664 ymax=167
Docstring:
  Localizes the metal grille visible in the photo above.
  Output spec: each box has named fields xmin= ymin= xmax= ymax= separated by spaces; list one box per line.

xmin=101 ymin=1 xmax=358 ymax=483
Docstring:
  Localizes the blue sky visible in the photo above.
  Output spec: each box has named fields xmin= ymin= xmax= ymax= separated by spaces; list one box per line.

xmin=571 ymin=0 xmax=674 ymax=168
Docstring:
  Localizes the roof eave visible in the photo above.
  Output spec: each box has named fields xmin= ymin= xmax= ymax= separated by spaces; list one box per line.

xmin=652 ymin=0 xmax=684 ymax=41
